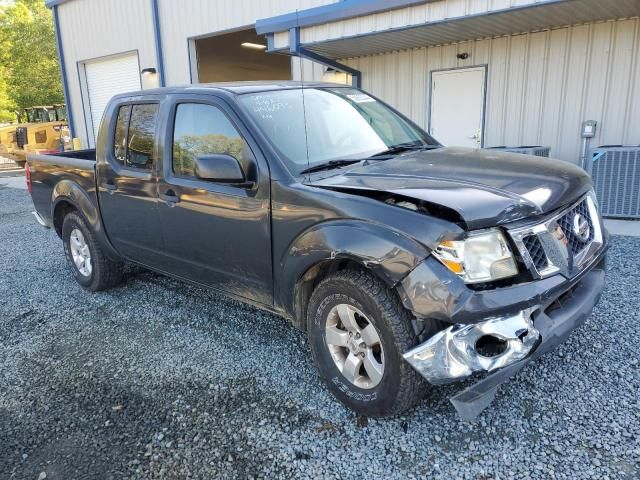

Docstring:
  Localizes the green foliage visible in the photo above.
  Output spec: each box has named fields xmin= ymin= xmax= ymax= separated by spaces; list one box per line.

xmin=0 ymin=0 xmax=64 ymax=122
xmin=0 ymin=64 xmax=13 ymax=123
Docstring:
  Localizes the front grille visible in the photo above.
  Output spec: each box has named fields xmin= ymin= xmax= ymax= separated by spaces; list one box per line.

xmin=510 ymin=194 xmax=603 ymax=279
xmin=522 ymin=234 xmax=548 ymax=270
xmin=557 ymin=199 xmax=594 ymax=256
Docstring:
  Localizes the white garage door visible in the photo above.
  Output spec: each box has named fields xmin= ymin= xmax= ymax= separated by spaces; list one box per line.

xmin=85 ymin=53 xmax=141 ymax=145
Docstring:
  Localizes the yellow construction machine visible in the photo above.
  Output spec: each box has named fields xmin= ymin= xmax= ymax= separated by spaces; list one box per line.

xmin=0 ymin=105 xmax=71 ymax=167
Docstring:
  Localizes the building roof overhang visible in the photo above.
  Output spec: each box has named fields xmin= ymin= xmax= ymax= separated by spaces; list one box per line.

xmin=260 ymin=0 xmax=640 ymax=60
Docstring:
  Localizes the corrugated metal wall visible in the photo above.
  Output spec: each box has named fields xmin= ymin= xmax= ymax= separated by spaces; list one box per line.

xmin=157 ymin=0 xmax=337 ymax=85
xmin=57 ymin=0 xmax=157 ymax=148
xmin=300 ymin=0 xmax=549 ymax=44
xmin=333 ymin=18 xmax=640 ymax=164
xmin=56 ymin=0 xmax=640 ymax=163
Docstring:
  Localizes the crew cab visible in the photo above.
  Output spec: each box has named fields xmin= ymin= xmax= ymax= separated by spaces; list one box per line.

xmin=27 ymin=82 xmax=608 ymax=419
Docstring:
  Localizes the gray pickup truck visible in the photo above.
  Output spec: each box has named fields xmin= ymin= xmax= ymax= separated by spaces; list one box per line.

xmin=27 ymin=82 xmax=607 ymax=419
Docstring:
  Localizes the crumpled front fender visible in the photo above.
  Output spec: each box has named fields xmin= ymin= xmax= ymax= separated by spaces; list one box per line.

xmin=279 ymin=220 xmax=429 ymax=324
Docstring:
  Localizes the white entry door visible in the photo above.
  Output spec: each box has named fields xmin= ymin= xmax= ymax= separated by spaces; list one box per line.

xmin=85 ymin=53 xmax=141 ymax=146
xmin=430 ymin=67 xmax=486 ymax=148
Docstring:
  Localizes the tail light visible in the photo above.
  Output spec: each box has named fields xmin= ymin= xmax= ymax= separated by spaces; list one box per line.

xmin=25 ymin=163 xmax=32 ymax=194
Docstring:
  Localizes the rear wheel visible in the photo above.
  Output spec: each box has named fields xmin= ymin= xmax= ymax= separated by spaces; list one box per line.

xmin=62 ymin=211 xmax=124 ymax=291
xmin=307 ymin=269 xmax=425 ymax=417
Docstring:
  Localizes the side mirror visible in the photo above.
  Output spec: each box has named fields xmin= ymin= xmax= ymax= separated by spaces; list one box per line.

xmin=194 ymin=154 xmax=251 ymax=186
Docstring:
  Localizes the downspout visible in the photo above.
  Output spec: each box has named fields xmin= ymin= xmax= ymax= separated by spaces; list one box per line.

xmin=288 ymin=27 xmax=362 ymax=88
xmin=51 ymin=5 xmax=75 ymax=138
xmin=150 ymin=0 xmax=166 ymax=86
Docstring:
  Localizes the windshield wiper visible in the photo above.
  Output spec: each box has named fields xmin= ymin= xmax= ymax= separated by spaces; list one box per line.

xmin=300 ymin=159 xmax=363 ymax=175
xmin=369 ymin=142 xmax=441 ymax=158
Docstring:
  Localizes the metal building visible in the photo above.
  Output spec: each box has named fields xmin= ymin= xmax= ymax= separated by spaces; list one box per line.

xmin=49 ymin=0 xmax=640 ymax=166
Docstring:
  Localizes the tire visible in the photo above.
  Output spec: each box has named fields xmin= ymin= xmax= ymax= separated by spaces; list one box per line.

xmin=62 ymin=211 xmax=124 ymax=291
xmin=307 ymin=269 xmax=425 ymax=417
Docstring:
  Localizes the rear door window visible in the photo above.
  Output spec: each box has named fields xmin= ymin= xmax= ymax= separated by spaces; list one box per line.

xmin=127 ymin=104 xmax=159 ymax=170
xmin=113 ymin=105 xmax=131 ymax=165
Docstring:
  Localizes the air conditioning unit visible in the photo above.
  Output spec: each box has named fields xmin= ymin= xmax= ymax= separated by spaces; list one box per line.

xmin=486 ymin=146 xmax=550 ymax=157
xmin=589 ymin=146 xmax=640 ymax=219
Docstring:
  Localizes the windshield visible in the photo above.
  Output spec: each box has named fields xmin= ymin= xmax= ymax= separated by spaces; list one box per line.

xmin=55 ymin=105 xmax=67 ymax=122
xmin=239 ymin=87 xmax=438 ymax=175
xmin=26 ymin=108 xmax=52 ymax=123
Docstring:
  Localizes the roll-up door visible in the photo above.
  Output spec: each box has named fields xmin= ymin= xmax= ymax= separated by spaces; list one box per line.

xmin=85 ymin=53 xmax=141 ymax=145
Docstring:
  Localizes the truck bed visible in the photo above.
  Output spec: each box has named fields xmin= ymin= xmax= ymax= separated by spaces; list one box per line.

xmin=27 ymin=149 xmax=97 ymax=230
xmin=48 ymin=149 xmax=97 ymax=161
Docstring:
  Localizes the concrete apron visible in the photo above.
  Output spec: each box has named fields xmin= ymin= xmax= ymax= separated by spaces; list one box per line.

xmin=604 ymin=219 xmax=640 ymax=238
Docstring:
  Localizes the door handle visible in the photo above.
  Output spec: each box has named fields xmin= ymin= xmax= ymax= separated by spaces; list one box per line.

xmin=468 ymin=129 xmax=482 ymax=142
xmin=101 ymin=181 xmax=117 ymax=193
xmin=159 ymin=189 xmax=180 ymax=206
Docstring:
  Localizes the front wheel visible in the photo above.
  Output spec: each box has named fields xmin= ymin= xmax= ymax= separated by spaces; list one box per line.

xmin=307 ymin=269 xmax=425 ymax=417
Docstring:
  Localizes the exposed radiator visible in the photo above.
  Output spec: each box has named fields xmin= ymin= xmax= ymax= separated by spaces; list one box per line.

xmin=486 ymin=146 xmax=550 ymax=157
xmin=589 ymin=146 xmax=640 ymax=219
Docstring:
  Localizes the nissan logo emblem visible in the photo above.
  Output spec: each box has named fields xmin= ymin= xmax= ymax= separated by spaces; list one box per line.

xmin=572 ymin=213 xmax=590 ymax=242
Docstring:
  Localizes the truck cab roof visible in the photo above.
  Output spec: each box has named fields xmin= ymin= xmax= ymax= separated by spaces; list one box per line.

xmin=111 ymin=81 xmax=350 ymax=99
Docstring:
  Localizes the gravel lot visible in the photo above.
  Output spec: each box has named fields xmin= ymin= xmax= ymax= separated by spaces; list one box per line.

xmin=1 ymin=179 xmax=639 ymax=479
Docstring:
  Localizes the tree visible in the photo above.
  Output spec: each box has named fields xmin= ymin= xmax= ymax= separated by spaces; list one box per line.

xmin=0 ymin=2 xmax=15 ymax=123
xmin=0 ymin=0 xmax=63 ymax=121
xmin=0 ymin=64 xmax=13 ymax=123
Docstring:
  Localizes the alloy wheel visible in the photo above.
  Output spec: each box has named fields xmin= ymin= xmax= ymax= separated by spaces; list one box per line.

xmin=325 ymin=304 xmax=385 ymax=389
xmin=69 ymin=228 xmax=92 ymax=277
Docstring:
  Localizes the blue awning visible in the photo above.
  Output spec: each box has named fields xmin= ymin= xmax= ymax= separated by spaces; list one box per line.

xmin=256 ymin=0 xmax=430 ymax=35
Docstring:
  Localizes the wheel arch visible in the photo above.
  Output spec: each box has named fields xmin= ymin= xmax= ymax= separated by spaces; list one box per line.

xmin=52 ymin=199 xmax=77 ymax=237
xmin=279 ymin=220 xmax=429 ymax=329
xmin=50 ymin=180 xmax=121 ymax=261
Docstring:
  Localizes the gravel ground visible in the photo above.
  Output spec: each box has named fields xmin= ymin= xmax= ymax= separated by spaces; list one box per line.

xmin=1 ymin=180 xmax=638 ymax=479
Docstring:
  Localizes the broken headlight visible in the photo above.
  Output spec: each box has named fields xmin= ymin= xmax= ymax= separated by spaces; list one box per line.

xmin=433 ymin=229 xmax=518 ymax=284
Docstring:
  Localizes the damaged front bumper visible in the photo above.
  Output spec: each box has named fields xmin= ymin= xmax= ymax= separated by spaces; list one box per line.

xmin=404 ymin=308 xmax=540 ymax=385
xmin=402 ymin=264 xmax=606 ymax=420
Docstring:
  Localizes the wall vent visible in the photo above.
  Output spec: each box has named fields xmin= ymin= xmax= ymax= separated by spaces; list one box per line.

xmin=486 ymin=146 xmax=550 ymax=157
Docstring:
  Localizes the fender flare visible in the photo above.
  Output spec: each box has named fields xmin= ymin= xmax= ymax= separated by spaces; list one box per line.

xmin=50 ymin=180 xmax=121 ymax=261
xmin=278 ymin=219 xmax=430 ymax=323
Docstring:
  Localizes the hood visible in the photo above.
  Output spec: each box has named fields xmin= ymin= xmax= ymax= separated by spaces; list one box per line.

xmin=309 ymin=147 xmax=592 ymax=229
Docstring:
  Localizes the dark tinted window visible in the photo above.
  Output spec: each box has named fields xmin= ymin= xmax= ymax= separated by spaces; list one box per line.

xmin=127 ymin=104 xmax=158 ymax=170
xmin=172 ymin=103 xmax=245 ymax=178
xmin=55 ymin=106 xmax=67 ymax=122
xmin=113 ymin=105 xmax=131 ymax=165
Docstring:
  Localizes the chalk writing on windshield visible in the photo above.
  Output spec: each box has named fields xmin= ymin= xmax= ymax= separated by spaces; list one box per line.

xmin=247 ymin=95 xmax=292 ymax=120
